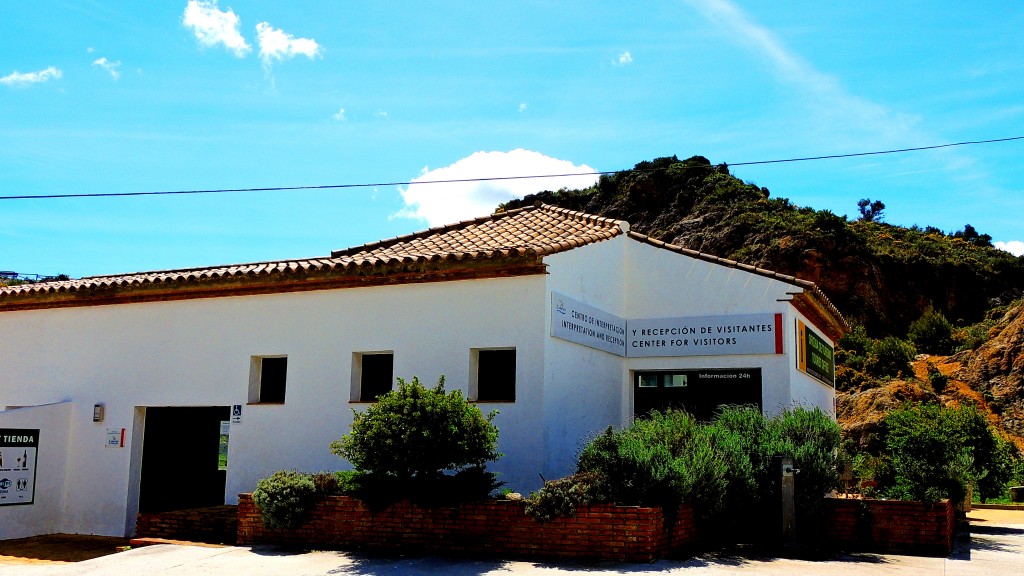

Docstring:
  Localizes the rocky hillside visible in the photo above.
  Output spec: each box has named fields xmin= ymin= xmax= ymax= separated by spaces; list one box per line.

xmin=503 ymin=155 xmax=1024 ymax=445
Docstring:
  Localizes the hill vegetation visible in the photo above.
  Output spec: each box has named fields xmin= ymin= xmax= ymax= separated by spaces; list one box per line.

xmin=503 ymin=155 xmax=1024 ymax=459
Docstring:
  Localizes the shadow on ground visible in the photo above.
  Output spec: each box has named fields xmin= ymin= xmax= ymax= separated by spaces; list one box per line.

xmin=0 ymin=535 xmax=131 ymax=564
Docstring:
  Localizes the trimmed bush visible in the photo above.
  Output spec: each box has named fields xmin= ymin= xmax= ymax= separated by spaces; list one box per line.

xmin=330 ymin=375 xmax=499 ymax=480
xmin=252 ymin=470 xmax=317 ymax=529
xmin=329 ymin=375 xmax=502 ymax=504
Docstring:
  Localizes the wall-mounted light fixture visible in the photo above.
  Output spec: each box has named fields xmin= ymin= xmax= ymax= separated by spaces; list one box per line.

xmin=93 ymin=404 xmax=104 ymax=423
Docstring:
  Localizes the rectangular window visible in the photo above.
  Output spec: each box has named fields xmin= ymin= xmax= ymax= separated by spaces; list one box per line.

xmin=249 ymin=356 xmax=287 ymax=404
xmin=353 ymin=352 xmax=394 ymax=402
xmin=473 ymin=348 xmax=516 ymax=402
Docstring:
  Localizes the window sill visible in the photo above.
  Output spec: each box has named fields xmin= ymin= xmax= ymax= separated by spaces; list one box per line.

xmin=471 ymin=400 xmax=516 ymax=404
xmin=247 ymin=402 xmax=285 ymax=406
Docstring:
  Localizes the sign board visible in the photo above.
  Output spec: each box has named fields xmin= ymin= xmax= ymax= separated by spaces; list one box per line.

xmin=797 ymin=319 xmax=835 ymax=386
xmin=550 ymin=292 xmax=627 ymax=356
xmin=231 ymin=404 xmax=243 ymax=424
xmin=105 ymin=428 xmax=125 ymax=448
xmin=0 ymin=428 xmax=38 ymax=506
xmin=628 ymin=313 xmax=783 ymax=358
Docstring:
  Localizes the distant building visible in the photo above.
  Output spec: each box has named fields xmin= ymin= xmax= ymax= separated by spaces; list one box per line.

xmin=0 ymin=203 xmax=845 ymax=539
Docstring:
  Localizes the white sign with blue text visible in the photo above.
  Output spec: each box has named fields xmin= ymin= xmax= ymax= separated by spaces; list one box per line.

xmin=550 ymin=292 xmax=627 ymax=356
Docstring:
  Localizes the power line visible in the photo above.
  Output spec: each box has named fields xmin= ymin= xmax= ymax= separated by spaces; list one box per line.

xmin=2 ymin=135 xmax=1021 ymax=201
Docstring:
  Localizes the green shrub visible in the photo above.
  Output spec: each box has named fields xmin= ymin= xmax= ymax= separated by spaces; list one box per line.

xmin=769 ymin=407 xmax=842 ymax=517
xmin=877 ymin=403 xmax=1018 ymax=503
xmin=926 ymin=363 xmax=949 ymax=393
xmin=907 ymin=308 xmax=955 ymax=355
xmin=252 ymin=470 xmax=318 ymax=529
xmin=329 ymin=375 xmax=502 ymax=503
xmin=570 ymin=406 xmax=840 ymax=533
xmin=866 ymin=336 xmax=916 ymax=377
xmin=330 ymin=376 xmax=500 ymax=481
xmin=525 ymin=472 xmax=606 ymax=522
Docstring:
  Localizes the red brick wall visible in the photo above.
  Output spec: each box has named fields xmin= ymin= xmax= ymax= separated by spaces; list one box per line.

xmin=135 ymin=505 xmax=239 ymax=545
xmin=821 ymin=498 xmax=955 ymax=556
xmin=237 ymin=494 xmax=697 ymax=562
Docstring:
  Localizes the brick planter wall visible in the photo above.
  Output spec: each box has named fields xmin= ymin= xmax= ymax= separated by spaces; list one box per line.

xmin=237 ymin=494 xmax=697 ymax=562
xmin=821 ymin=498 xmax=955 ymax=556
xmin=135 ymin=505 xmax=239 ymax=545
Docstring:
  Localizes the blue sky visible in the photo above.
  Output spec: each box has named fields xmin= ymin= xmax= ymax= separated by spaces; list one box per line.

xmin=2 ymin=1 xmax=1023 ymax=278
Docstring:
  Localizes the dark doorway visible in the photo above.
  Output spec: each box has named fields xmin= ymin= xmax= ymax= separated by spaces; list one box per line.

xmin=138 ymin=406 xmax=230 ymax=513
xmin=633 ymin=368 xmax=762 ymax=421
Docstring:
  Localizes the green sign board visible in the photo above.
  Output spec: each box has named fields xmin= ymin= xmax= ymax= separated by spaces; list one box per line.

xmin=798 ymin=321 xmax=835 ymax=387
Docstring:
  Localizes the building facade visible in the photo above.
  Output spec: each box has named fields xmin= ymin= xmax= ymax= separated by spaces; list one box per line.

xmin=0 ymin=204 xmax=845 ymax=538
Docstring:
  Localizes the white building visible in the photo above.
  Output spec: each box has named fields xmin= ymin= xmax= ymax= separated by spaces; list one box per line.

xmin=0 ymin=204 xmax=846 ymax=539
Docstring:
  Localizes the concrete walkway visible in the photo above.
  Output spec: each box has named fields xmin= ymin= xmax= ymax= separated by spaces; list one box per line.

xmin=3 ymin=508 xmax=1021 ymax=576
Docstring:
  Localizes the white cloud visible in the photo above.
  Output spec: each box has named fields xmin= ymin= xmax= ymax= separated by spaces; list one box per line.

xmin=375 ymin=110 xmax=389 ymax=119
xmin=614 ymin=51 xmax=633 ymax=66
xmin=518 ymin=102 xmax=528 ymax=112
xmin=332 ymin=108 xmax=346 ymax=121
xmin=994 ymin=240 xmax=1024 ymax=256
xmin=0 ymin=66 xmax=62 ymax=87
xmin=92 ymin=57 xmax=121 ymax=80
xmin=182 ymin=0 xmax=251 ymax=57
xmin=394 ymin=149 xmax=599 ymax=226
xmin=255 ymin=22 xmax=320 ymax=67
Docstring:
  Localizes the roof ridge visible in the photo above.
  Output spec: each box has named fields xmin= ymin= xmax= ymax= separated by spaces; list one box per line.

xmin=330 ymin=204 xmax=538 ymax=258
xmin=536 ymin=203 xmax=629 ymax=232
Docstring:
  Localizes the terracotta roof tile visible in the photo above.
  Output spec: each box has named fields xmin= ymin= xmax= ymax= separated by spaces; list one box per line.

xmin=0 ymin=203 xmax=846 ymax=336
xmin=0 ymin=204 xmax=624 ymax=300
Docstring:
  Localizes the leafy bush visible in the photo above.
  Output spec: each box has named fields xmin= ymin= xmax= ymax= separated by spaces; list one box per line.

xmin=330 ymin=375 xmax=499 ymax=480
xmin=866 ymin=336 xmax=916 ymax=377
xmin=525 ymin=472 xmax=606 ymax=522
xmin=926 ymin=363 xmax=949 ymax=393
xmin=561 ymin=406 xmax=841 ymax=533
xmin=907 ymin=309 xmax=955 ymax=355
xmin=877 ymin=404 xmax=1019 ymax=503
xmin=329 ymin=375 xmax=502 ymax=502
xmin=252 ymin=470 xmax=317 ymax=529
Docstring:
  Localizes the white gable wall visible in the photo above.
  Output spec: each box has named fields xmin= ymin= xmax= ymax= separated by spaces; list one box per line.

xmin=537 ymin=236 xmax=836 ymax=481
xmin=542 ymin=236 xmax=630 ymax=481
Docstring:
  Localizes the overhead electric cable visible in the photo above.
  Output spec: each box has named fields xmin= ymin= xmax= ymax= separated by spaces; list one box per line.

xmin=1 ymin=135 xmax=1021 ymax=201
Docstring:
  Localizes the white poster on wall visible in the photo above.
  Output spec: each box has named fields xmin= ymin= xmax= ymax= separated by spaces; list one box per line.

xmin=550 ymin=292 xmax=627 ymax=356
xmin=628 ymin=313 xmax=783 ymax=357
xmin=0 ymin=429 xmax=38 ymax=506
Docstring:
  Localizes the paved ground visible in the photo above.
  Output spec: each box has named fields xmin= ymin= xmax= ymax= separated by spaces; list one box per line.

xmin=1 ymin=508 xmax=1021 ymax=575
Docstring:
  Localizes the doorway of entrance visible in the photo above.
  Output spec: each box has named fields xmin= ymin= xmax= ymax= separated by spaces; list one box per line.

xmin=633 ymin=368 xmax=762 ymax=420
xmin=138 ymin=406 xmax=230 ymax=514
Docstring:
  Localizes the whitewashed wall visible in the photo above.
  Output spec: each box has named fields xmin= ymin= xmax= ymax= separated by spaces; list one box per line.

xmin=543 ymin=236 xmax=629 ymax=482
xmin=0 ymin=275 xmax=547 ymax=536
xmin=537 ymin=236 xmax=836 ymax=481
xmin=0 ymin=402 xmax=71 ymax=539
xmin=0 ymin=235 xmax=838 ymax=538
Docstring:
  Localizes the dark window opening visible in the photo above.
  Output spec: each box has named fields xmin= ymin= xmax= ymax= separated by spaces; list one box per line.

xmin=477 ymin=349 xmax=516 ymax=402
xmin=259 ymin=357 xmax=288 ymax=403
xmin=360 ymin=353 xmax=394 ymax=402
xmin=633 ymin=368 xmax=762 ymax=421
